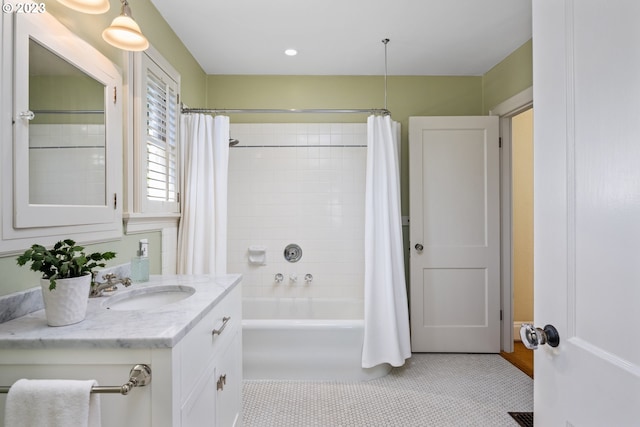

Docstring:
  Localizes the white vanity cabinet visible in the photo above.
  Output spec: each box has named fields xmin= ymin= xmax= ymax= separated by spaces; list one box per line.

xmin=0 ymin=276 xmax=242 ymax=427
xmin=181 ymin=332 xmax=242 ymax=426
xmin=178 ymin=284 xmax=242 ymax=426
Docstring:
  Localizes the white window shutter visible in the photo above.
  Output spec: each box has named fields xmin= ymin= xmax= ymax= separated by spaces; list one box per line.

xmin=135 ymin=49 xmax=180 ymax=214
xmin=145 ymin=67 xmax=178 ymax=203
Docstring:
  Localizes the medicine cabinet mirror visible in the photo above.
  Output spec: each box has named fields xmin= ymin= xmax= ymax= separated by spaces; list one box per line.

xmin=1 ymin=11 xmax=123 ymax=253
xmin=25 ymin=39 xmax=107 ymax=208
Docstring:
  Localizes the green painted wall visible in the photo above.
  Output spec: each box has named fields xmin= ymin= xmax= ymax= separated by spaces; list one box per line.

xmin=204 ymin=39 xmax=533 ymax=216
xmin=482 ymin=39 xmax=533 ymax=112
xmin=206 ymin=75 xmax=484 ymax=216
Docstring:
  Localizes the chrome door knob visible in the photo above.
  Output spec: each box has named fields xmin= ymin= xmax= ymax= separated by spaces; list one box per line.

xmin=414 ymin=243 xmax=424 ymax=252
xmin=520 ymin=323 xmax=560 ymax=350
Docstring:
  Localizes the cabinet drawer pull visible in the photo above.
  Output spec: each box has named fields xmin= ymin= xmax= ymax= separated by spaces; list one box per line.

xmin=212 ymin=316 xmax=231 ymax=336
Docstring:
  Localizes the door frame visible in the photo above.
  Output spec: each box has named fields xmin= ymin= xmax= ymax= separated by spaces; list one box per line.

xmin=489 ymin=86 xmax=533 ymax=353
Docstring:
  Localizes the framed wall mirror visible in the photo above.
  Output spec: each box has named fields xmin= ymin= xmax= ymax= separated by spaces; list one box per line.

xmin=0 ymin=11 xmax=122 ymax=253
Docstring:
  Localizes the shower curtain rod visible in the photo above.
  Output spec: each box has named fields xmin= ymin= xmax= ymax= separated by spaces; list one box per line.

xmin=181 ymin=107 xmax=391 ymax=116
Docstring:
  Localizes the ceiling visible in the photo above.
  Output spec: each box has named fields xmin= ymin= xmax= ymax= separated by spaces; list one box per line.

xmin=149 ymin=0 xmax=532 ymax=76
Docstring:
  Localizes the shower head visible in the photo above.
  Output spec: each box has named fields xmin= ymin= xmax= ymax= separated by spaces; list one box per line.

xmin=229 ymin=138 xmax=240 ymax=146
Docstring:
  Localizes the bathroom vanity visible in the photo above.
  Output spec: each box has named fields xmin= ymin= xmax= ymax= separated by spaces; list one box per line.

xmin=0 ymin=274 xmax=242 ymax=427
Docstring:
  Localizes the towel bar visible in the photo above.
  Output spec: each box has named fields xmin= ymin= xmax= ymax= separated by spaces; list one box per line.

xmin=0 ymin=364 xmax=151 ymax=395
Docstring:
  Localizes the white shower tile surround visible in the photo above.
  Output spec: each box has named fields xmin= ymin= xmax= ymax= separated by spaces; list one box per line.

xmin=228 ymin=123 xmax=367 ymax=300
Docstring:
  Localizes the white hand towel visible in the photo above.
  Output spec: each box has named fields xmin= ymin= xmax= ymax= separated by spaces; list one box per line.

xmin=4 ymin=379 xmax=101 ymax=427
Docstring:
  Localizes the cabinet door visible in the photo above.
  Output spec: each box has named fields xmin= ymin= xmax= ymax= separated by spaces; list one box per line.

xmin=181 ymin=362 xmax=216 ymax=427
xmin=216 ymin=332 xmax=242 ymax=427
xmin=1 ymin=10 xmax=122 ymax=253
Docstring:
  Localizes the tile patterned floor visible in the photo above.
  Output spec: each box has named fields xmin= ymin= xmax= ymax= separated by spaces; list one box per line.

xmin=243 ymin=353 xmax=533 ymax=427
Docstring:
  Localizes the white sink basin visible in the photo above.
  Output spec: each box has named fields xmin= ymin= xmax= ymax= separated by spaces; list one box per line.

xmin=103 ymin=285 xmax=196 ymax=311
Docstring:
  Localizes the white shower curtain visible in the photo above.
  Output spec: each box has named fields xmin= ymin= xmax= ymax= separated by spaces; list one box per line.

xmin=177 ymin=114 xmax=229 ymax=274
xmin=362 ymin=114 xmax=411 ymax=368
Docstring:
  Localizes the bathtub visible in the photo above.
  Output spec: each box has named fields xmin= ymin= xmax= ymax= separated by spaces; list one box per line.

xmin=242 ymin=297 xmax=391 ymax=381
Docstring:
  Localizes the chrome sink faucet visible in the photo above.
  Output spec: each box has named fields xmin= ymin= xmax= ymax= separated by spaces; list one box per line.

xmin=90 ymin=272 xmax=132 ymax=297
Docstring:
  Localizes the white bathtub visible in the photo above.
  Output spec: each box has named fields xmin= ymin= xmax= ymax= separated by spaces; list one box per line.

xmin=242 ymin=297 xmax=391 ymax=381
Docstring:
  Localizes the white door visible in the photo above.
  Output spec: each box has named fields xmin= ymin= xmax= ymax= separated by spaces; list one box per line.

xmin=409 ymin=116 xmax=500 ymax=353
xmin=532 ymin=1 xmax=640 ymax=425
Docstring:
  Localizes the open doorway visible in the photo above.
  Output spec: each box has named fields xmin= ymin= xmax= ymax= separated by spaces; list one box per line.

xmin=500 ymin=108 xmax=534 ymax=378
xmin=490 ymin=87 xmax=534 ymax=377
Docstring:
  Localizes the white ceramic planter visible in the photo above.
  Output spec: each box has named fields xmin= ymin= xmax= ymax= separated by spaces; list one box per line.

xmin=40 ymin=275 xmax=91 ymax=326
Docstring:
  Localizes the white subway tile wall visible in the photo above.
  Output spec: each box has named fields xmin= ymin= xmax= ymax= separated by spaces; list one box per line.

xmin=227 ymin=123 xmax=367 ymax=299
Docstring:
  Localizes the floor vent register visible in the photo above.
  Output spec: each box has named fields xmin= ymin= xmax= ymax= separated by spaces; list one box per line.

xmin=508 ymin=412 xmax=534 ymax=427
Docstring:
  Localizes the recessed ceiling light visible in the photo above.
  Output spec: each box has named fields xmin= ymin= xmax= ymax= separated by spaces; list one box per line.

xmin=284 ymin=49 xmax=298 ymax=56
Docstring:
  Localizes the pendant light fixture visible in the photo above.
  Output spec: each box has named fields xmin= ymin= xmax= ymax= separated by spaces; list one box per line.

xmin=57 ymin=0 xmax=110 ymax=14
xmin=102 ymin=0 xmax=149 ymax=51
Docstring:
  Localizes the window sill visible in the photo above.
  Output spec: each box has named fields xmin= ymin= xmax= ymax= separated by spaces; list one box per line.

xmin=123 ymin=212 xmax=181 ymax=234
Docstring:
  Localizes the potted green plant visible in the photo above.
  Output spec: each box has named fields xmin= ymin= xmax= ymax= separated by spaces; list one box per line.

xmin=17 ymin=239 xmax=116 ymax=326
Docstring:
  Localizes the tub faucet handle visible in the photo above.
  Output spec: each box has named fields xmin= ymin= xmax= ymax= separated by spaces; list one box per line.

xmin=304 ymin=273 xmax=313 ymax=284
xmin=275 ymin=273 xmax=284 ymax=283
xmin=289 ymin=273 xmax=298 ymax=283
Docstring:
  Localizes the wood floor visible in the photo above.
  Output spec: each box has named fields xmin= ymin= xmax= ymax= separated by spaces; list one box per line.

xmin=500 ymin=341 xmax=533 ymax=378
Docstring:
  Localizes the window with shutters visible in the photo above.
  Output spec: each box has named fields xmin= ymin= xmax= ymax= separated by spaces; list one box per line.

xmin=145 ymin=62 xmax=178 ymax=207
xmin=131 ymin=46 xmax=180 ymax=219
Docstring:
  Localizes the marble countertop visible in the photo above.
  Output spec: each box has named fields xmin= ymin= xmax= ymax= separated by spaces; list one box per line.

xmin=0 ymin=274 xmax=241 ymax=350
